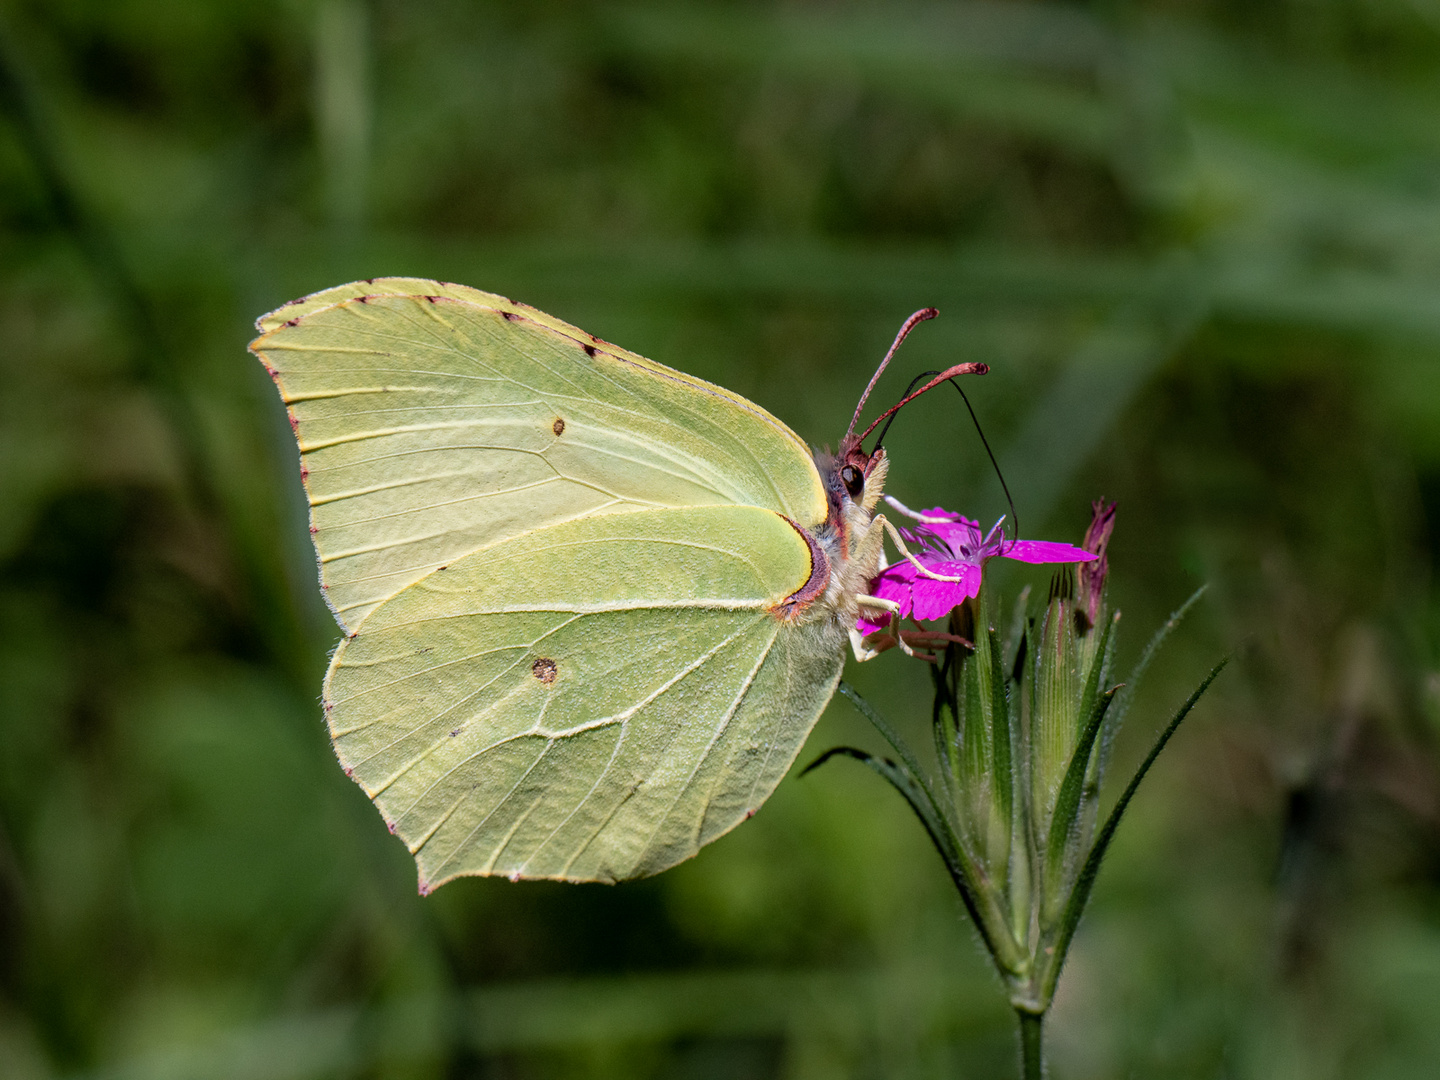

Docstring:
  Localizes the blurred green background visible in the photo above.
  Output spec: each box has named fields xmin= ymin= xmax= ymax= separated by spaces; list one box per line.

xmin=4 ymin=0 xmax=1440 ymax=1076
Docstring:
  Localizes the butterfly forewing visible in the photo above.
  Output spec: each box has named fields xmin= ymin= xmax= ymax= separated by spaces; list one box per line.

xmin=251 ymin=282 xmax=826 ymax=630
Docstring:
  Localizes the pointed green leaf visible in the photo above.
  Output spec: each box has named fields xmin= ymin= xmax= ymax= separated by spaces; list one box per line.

xmin=836 ymin=683 xmax=981 ymax=905
xmin=832 ymin=683 xmax=1026 ymax=973
xmin=1043 ymin=685 xmax=1118 ymax=917
xmin=986 ymin=623 xmax=1014 ymax=875
xmin=960 ymin=629 xmax=993 ymax=824
xmin=1041 ymin=658 xmax=1228 ymax=1003
xmin=1044 ymin=612 xmax=1115 ymax=864
xmin=931 ymin=665 xmax=962 ymax=813
xmin=838 ymin=682 xmax=947 ymax=817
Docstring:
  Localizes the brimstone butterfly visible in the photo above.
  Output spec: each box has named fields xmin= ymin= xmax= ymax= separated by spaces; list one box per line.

xmin=251 ymin=279 xmax=979 ymax=889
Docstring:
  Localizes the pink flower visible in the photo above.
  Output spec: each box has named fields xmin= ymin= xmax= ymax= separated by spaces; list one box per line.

xmin=857 ymin=503 xmax=1097 ymax=635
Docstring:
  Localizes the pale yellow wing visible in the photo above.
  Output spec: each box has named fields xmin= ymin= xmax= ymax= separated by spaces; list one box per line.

xmin=328 ymin=505 xmax=842 ymax=885
xmin=250 ymin=280 xmax=827 ymax=630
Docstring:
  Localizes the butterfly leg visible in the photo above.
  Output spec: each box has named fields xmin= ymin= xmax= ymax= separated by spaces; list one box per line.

xmin=844 ymin=513 xmax=912 ymax=660
xmin=877 ymin=516 xmax=967 ymax=584
xmin=898 ymin=629 xmax=972 ymax=652
xmin=850 ymin=620 xmax=952 ymax=662
xmin=849 ymin=624 xmax=896 ymax=662
xmin=855 ymin=594 xmax=901 ymax=616
xmin=850 ymin=594 xmax=923 ymax=661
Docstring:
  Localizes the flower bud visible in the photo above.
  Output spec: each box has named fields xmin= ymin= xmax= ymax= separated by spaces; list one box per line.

xmin=1076 ymin=500 xmax=1116 ymax=635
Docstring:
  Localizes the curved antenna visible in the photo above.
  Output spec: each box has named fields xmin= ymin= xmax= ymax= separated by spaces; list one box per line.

xmin=871 ymin=368 xmax=940 ymax=452
xmin=950 ymin=379 xmax=1019 ymax=553
xmin=854 ymin=361 xmax=988 ymax=447
xmin=870 ymin=369 xmax=1019 ymax=551
xmin=845 ymin=308 xmax=939 ymax=443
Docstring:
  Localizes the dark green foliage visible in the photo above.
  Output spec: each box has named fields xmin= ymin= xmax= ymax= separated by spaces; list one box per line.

xmin=3 ymin=2 xmax=1440 ymax=1077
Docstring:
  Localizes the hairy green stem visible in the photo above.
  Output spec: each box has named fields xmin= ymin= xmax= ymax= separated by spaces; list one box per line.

xmin=1018 ymin=1009 xmax=1044 ymax=1080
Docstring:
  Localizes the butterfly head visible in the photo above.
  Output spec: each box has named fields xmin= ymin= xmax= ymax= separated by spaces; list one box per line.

xmin=833 ymin=436 xmax=888 ymax=513
xmin=817 ymin=306 xmax=984 ymax=561
xmin=816 ymin=437 xmax=889 ymax=543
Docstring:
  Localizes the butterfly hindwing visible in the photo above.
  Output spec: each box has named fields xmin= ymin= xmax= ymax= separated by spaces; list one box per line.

xmin=326 ymin=505 xmax=841 ymax=884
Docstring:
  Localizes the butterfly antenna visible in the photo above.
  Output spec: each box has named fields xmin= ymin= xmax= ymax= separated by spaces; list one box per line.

xmin=846 ymin=308 xmax=939 ymax=443
xmin=870 ymin=369 xmax=1018 ymax=550
xmin=854 ymin=362 xmax=988 ymax=448
xmin=951 ymin=380 xmax=1019 ymax=551
xmin=871 ymin=369 xmax=939 ymax=452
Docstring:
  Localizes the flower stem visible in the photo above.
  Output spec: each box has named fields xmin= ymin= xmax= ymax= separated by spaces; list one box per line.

xmin=1017 ymin=1009 xmax=1044 ymax=1080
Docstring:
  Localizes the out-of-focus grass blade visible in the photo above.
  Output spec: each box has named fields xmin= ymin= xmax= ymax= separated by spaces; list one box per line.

xmin=608 ymin=3 xmax=1125 ymax=153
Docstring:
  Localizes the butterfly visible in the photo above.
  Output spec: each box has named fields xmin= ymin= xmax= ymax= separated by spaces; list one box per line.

xmin=251 ymin=279 xmax=981 ymax=890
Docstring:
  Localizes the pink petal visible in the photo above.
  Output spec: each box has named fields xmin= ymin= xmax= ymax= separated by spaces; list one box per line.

xmin=920 ymin=507 xmax=975 ymax=526
xmin=856 ymin=613 xmax=890 ymax=634
xmin=857 ymin=565 xmax=918 ymax=633
xmin=875 ymin=561 xmax=920 ymax=588
xmin=999 ymin=540 xmax=1097 ymax=565
xmin=908 ymin=561 xmax=982 ymax=620
xmin=928 ymin=522 xmax=979 ymax=549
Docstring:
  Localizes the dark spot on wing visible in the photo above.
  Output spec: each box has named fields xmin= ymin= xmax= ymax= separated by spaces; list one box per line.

xmin=284 ymin=317 xmax=299 ymax=327
xmin=552 ymin=417 xmax=565 ymax=436
xmin=532 ymin=657 xmax=558 ymax=685
xmin=357 ymin=295 xmax=369 ymax=304
xmin=582 ymin=344 xmax=598 ymax=358
xmin=502 ymin=311 xmax=520 ymax=322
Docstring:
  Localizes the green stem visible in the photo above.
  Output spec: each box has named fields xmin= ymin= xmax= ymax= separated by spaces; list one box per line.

xmin=1017 ymin=1009 xmax=1044 ymax=1080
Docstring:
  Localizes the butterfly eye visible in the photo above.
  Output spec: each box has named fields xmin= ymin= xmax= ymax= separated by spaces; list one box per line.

xmin=840 ymin=464 xmax=864 ymax=499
